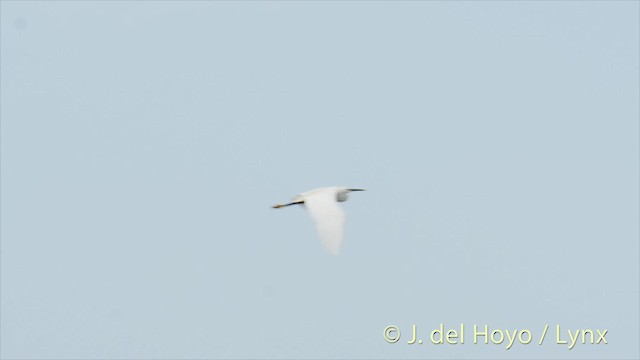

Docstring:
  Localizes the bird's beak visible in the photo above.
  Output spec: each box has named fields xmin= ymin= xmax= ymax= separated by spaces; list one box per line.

xmin=348 ymin=188 xmax=365 ymax=192
xmin=272 ymin=204 xmax=285 ymax=208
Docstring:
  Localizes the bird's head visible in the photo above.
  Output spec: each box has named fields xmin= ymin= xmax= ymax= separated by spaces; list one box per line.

xmin=337 ymin=188 xmax=365 ymax=202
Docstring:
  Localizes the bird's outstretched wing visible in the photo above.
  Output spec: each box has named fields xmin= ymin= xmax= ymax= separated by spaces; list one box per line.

xmin=303 ymin=191 xmax=345 ymax=255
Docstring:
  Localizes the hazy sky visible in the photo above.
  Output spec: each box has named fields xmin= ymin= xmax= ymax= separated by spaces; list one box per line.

xmin=1 ymin=2 xmax=638 ymax=359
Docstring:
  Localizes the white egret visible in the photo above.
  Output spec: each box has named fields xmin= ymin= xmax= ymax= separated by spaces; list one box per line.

xmin=272 ymin=187 xmax=365 ymax=255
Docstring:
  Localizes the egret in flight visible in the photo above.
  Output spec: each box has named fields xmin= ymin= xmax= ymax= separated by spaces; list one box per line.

xmin=272 ymin=187 xmax=365 ymax=255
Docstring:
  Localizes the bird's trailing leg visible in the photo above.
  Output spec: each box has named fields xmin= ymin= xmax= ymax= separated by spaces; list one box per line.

xmin=272 ymin=201 xmax=303 ymax=209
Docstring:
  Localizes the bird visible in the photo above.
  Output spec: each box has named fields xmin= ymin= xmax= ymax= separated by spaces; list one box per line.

xmin=272 ymin=187 xmax=365 ymax=255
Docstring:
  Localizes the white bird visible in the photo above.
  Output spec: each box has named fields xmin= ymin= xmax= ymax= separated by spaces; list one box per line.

xmin=272 ymin=187 xmax=365 ymax=255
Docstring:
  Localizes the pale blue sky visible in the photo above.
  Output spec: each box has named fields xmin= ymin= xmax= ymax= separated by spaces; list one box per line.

xmin=1 ymin=2 xmax=638 ymax=359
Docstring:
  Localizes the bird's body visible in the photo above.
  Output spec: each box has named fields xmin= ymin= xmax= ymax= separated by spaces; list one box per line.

xmin=272 ymin=187 xmax=365 ymax=255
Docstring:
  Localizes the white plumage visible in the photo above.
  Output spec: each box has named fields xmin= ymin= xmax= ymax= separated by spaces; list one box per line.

xmin=272 ymin=187 xmax=365 ymax=255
